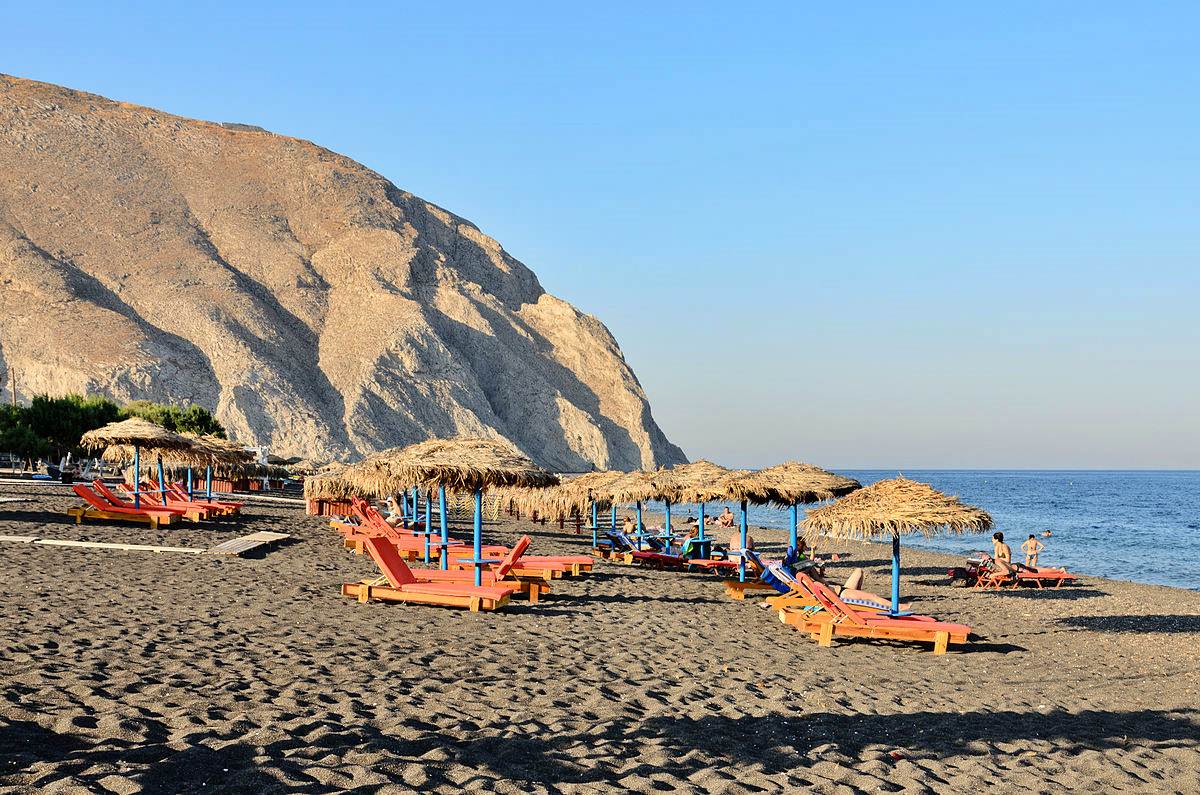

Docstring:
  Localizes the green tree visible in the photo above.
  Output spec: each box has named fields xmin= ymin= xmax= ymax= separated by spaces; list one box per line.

xmin=25 ymin=394 xmax=123 ymax=459
xmin=121 ymin=401 xmax=225 ymax=437
xmin=0 ymin=404 xmax=48 ymax=463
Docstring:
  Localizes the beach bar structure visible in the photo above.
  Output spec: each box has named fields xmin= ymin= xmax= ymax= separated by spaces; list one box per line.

xmin=802 ymin=476 xmax=993 ymax=615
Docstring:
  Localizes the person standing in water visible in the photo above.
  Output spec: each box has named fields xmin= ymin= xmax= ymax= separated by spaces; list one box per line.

xmin=1021 ymin=534 xmax=1045 ymax=567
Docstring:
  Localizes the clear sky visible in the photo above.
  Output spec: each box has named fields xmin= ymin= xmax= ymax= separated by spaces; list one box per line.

xmin=6 ymin=2 xmax=1198 ymax=468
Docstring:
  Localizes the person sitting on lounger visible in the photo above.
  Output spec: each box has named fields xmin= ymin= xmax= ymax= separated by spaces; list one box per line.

xmin=728 ymin=530 xmax=755 ymax=552
xmin=383 ymin=496 xmax=403 ymax=528
xmin=622 ymin=515 xmax=636 ymax=534
xmin=1021 ymin=534 xmax=1045 ymax=567
xmin=987 ymin=533 xmax=1016 ymax=578
xmin=993 ymin=532 xmax=1012 ymax=563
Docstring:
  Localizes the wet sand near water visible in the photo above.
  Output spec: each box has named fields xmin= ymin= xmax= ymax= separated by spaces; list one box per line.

xmin=2 ymin=481 xmax=1198 ymax=793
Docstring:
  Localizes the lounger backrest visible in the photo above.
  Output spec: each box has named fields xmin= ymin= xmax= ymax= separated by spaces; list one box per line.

xmin=362 ymin=536 xmax=418 ymax=587
xmin=792 ymin=570 xmax=866 ymax=625
xmin=351 ymin=501 xmax=391 ymax=535
xmin=92 ymin=480 xmax=132 ymax=507
xmin=760 ymin=562 xmax=797 ymax=595
xmin=493 ymin=535 xmax=532 ymax=578
xmin=74 ymin=484 xmax=114 ymax=510
xmin=742 ymin=549 xmax=767 ymax=572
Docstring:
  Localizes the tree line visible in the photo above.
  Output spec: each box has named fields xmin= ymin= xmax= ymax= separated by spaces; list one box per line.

xmin=0 ymin=394 xmax=225 ymax=464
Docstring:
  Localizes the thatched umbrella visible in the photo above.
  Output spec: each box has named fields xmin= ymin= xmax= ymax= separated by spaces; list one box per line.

xmin=651 ymin=460 xmax=749 ymax=561
xmin=80 ymin=418 xmax=195 ymax=508
xmin=601 ymin=469 xmax=660 ymax=540
xmin=551 ymin=470 xmax=627 ymax=548
xmin=336 ymin=438 xmax=559 ymax=582
xmin=802 ymin=476 xmax=993 ymax=614
xmin=726 ymin=462 xmax=862 ymax=550
xmin=180 ymin=433 xmax=253 ymax=498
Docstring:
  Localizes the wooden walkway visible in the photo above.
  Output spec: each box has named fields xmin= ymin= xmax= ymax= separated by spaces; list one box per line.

xmin=205 ymin=531 xmax=292 ymax=557
xmin=0 ymin=531 xmax=292 ymax=557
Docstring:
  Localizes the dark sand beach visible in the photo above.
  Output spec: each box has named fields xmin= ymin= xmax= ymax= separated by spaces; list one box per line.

xmin=2 ymin=481 xmax=1198 ymax=793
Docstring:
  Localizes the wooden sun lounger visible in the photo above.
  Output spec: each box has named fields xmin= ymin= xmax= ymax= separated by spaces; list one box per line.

xmin=778 ymin=571 xmax=971 ymax=655
xmin=117 ymin=483 xmax=218 ymax=520
xmin=345 ymin=498 xmax=592 ymax=576
xmin=974 ymin=557 xmax=1079 ymax=590
xmin=154 ymin=481 xmax=242 ymax=516
xmin=96 ymin=481 xmax=206 ymax=522
xmin=393 ymin=536 xmax=550 ymax=602
xmin=724 ymin=580 xmax=778 ymax=599
xmin=66 ymin=484 xmax=178 ymax=530
xmin=341 ymin=535 xmax=516 ymax=612
xmin=336 ymin=505 xmax=508 ymax=561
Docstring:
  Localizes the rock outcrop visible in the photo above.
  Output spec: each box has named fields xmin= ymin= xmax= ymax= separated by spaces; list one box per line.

xmin=0 ymin=75 xmax=686 ymax=470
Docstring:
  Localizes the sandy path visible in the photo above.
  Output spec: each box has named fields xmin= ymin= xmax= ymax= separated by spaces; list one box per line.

xmin=1 ymin=482 xmax=1198 ymax=793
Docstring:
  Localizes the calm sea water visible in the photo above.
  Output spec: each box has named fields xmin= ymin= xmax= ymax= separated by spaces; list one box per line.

xmin=642 ymin=471 xmax=1200 ymax=591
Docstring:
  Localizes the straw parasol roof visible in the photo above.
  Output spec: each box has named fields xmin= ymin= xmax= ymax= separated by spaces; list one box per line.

xmin=495 ymin=469 xmax=627 ymax=519
xmin=603 ymin=469 xmax=662 ymax=504
xmin=801 ymin=476 xmax=993 ymax=541
xmin=287 ymin=458 xmax=334 ymax=476
xmin=82 ymin=418 xmax=210 ymax=468
xmin=651 ymin=460 xmax=750 ymax=505
xmin=304 ymin=471 xmax=360 ymax=502
xmin=726 ymin=461 xmax=862 ymax=507
xmin=80 ymin=417 xmax=194 ymax=453
xmin=333 ymin=438 xmax=559 ymax=496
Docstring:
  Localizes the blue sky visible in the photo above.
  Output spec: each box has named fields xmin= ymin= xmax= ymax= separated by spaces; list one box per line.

xmin=6 ymin=2 xmax=1198 ymax=468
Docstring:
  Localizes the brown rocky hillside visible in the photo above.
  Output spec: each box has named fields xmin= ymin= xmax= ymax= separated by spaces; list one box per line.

xmin=0 ymin=74 xmax=686 ymax=470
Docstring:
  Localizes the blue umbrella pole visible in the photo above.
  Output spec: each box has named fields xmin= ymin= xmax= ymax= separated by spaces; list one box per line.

xmin=157 ymin=455 xmax=167 ymax=506
xmin=473 ymin=488 xmax=483 ymax=587
xmin=438 ymin=485 xmax=449 ymax=571
xmin=738 ymin=500 xmax=749 ymax=582
xmin=663 ymin=501 xmax=672 ymax=554
xmin=789 ymin=503 xmax=798 ymax=551
xmin=424 ymin=490 xmax=432 ymax=563
xmin=132 ymin=445 xmax=141 ymax=508
xmin=891 ymin=532 xmax=901 ymax=615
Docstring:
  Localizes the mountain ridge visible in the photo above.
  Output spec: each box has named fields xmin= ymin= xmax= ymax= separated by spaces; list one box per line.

xmin=0 ymin=74 xmax=686 ymax=470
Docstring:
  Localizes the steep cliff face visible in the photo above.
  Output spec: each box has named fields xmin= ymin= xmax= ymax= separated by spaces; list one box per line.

xmin=0 ymin=75 xmax=686 ymax=470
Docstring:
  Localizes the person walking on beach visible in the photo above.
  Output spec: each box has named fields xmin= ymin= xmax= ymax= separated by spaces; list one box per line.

xmin=1021 ymin=534 xmax=1045 ymax=567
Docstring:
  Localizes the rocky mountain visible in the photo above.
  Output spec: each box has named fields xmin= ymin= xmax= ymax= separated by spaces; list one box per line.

xmin=0 ymin=75 xmax=686 ymax=470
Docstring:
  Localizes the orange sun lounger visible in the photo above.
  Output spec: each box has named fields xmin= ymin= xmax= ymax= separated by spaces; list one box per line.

xmin=384 ymin=535 xmax=551 ymax=602
xmin=92 ymin=480 xmax=207 ymax=522
xmin=66 ymin=484 xmax=180 ymax=529
xmin=974 ymin=556 xmax=1079 ymax=590
xmin=778 ymin=571 xmax=971 ymax=655
xmin=339 ymin=500 xmax=509 ymax=559
xmin=345 ymin=498 xmax=593 ymax=575
xmin=151 ymin=480 xmax=243 ymax=516
xmin=117 ymin=482 xmax=222 ymax=520
xmin=341 ymin=534 xmax=518 ymax=612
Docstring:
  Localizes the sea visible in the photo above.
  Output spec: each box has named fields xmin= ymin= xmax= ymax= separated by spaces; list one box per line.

xmin=641 ymin=471 xmax=1200 ymax=591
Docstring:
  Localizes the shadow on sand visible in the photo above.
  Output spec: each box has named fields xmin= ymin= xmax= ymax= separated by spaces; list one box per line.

xmin=1058 ymin=614 xmax=1200 ymax=634
xmin=7 ymin=707 xmax=1196 ymax=791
